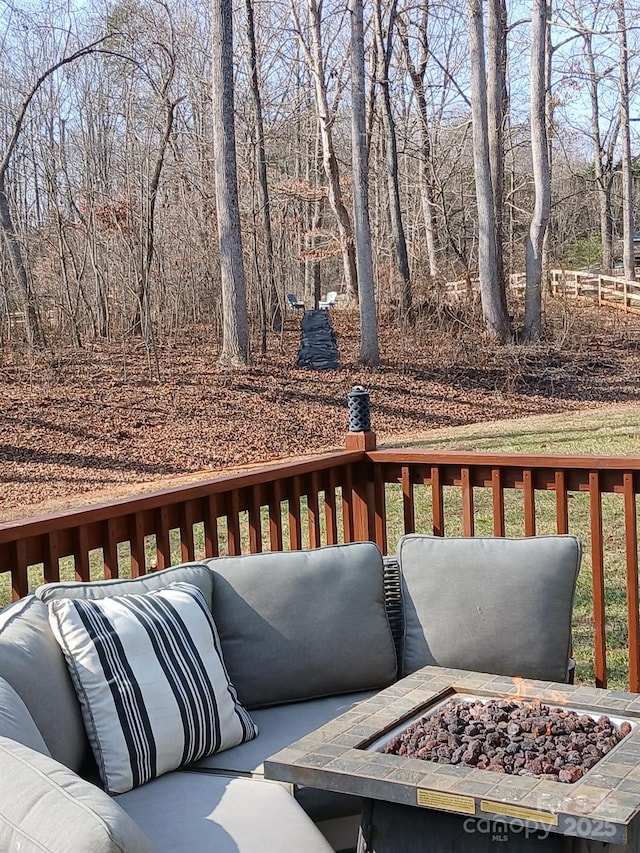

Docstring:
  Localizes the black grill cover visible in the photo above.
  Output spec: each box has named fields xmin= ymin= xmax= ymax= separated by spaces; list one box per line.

xmin=296 ymin=309 xmax=339 ymax=370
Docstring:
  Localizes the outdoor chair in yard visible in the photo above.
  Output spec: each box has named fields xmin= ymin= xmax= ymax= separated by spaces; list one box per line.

xmin=286 ymin=293 xmax=305 ymax=311
xmin=395 ymin=533 xmax=582 ymax=683
xmin=318 ymin=291 xmax=337 ymax=309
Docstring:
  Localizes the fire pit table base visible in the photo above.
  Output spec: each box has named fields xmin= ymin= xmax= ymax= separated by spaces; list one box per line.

xmin=355 ymin=799 xmax=640 ymax=853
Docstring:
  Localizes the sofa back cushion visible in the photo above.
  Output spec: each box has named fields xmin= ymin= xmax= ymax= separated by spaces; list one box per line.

xmin=36 ymin=562 xmax=213 ymax=607
xmin=0 ymin=595 xmax=87 ymax=772
xmin=0 ymin=675 xmax=50 ymax=756
xmin=398 ymin=534 xmax=582 ymax=682
xmin=205 ymin=542 xmax=397 ymax=708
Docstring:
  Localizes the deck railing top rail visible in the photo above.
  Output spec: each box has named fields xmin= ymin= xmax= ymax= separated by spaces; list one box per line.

xmin=367 ymin=448 xmax=640 ymax=470
xmin=0 ymin=448 xmax=363 ymax=542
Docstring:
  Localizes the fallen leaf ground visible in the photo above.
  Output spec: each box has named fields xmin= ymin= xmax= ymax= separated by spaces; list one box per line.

xmin=2 ymin=300 xmax=640 ymax=522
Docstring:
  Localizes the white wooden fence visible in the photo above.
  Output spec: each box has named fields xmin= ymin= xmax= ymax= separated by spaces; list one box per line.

xmin=549 ymin=269 xmax=640 ymax=315
xmin=445 ymin=269 xmax=640 ymax=316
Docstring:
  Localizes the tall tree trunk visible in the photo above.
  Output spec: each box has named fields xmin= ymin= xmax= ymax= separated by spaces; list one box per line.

xmin=245 ymin=0 xmax=283 ymax=330
xmin=373 ymin=0 xmax=412 ymax=316
xmin=133 ymin=95 xmax=179 ymax=359
xmin=0 ymin=175 xmax=43 ymax=349
xmin=292 ymin=0 xmax=358 ymax=299
xmin=486 ymin=0 xmax=508 ymax=317
xmin=305 ymin=123 xmax=324 ymax=306
xmin=524 ymin=0 xmax=550 ymax=340
xmin=542 ymin=0 xmax=553 ymax=275
xmin=350 ymin=0 xmax=379 ymax=365
xmin=467 ymin=0 xmax=511 ymax=342
xmin=617 ymin=0 xmax=635 ymax=281
xmin=211 ymin=0 xmax=250 ymax=366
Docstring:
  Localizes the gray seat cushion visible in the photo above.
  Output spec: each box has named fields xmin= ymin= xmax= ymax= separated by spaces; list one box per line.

xmin=189 ymin=691 xmax=373 ymax=777
xmin=188 ymin=691 xmax=372 ymax=822
xmin=204 ymin=542 xmax=397 ymax=708
xmin=117 ymin=771 xmax=335 ymax=853
xmin=0 ymin=736 xmax=154 ymax=853
xmin=398 ymin=534 xmax=582 ymax=682
xmin=0 ymin=595 xmax=86 ymax=772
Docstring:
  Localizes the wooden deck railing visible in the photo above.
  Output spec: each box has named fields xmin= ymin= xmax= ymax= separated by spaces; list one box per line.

xmin=0 ymin=449 xmax=369 ymax=600
xmin=3 ymin=434 xmax=640 ymax=693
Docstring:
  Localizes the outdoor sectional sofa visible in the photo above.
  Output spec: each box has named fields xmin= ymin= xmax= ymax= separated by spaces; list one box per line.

xmin=0 ymin=535 xmax=582 ymax=853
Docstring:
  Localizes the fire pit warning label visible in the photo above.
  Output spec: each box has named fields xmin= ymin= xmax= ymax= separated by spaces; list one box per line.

xmin=416 ymin=789 xmax=475 ymax=815
xmin=480 ymin=801 xmax=559 ymax=826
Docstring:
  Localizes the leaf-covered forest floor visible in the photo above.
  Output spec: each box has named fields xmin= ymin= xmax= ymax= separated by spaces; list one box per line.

xmin=3 ymin=299 xmax=640 ymax=522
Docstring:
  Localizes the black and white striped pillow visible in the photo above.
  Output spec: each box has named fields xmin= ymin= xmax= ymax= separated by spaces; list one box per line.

xmin=48 ymin=582 xmax=258 ymax=795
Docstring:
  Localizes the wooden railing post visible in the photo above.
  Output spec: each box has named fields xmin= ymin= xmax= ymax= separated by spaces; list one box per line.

xmin=345 ymin=431 xmax=377 ymax=451
xmin=345 ymin=386 xmax=376 ymax=542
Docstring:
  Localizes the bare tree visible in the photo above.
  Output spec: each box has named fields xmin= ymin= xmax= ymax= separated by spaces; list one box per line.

xmin=350 ymin=0 xmax=379 ymax=364
xmin=132 ymin=35 xmax=182 ymax=349
xmin=486 ymin=0 xmax=509 ymax=311
xmin=467 ymin=0 xmax=511 ymax=341
xmin=290 ymin=0 xmax=358 ymax=299
xmin=211 ymin=0 xmax=250 ymax=365
xmin=581 ymin=26 xmax=619 ymax=271
xmin=616 ymin=0 xmax=635 ymax=281
xmin=244 ymin=0 xmax=283 ymax=335
xmin=372 ymin=0 xmax=411 ymax=315
xmin=396 ymin=11 xmax=440 ymax=280
xmin=0 ymin=34 xmax=110 ymax=349
xmin=524 ymin=0 xmax=551 ymax=339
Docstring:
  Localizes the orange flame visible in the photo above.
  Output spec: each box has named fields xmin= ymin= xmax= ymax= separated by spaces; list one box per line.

xmin=510 ymin=676 xmax=532 ymax=702
xmin=546 ymin=688 xmax=569 ymax=707
xmin=508 ymin=677 xmax=567 ymax=707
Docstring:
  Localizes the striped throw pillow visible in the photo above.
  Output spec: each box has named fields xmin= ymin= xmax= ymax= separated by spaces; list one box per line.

xmin=48 ymin=582 xmax=258 ymax=795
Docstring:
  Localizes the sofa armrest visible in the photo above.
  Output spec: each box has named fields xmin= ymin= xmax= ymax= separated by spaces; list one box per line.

xmin=0 ymin=736 xmax=155 ymax=853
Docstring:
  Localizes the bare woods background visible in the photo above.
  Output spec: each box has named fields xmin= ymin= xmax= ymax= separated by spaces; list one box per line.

xmin=1 ymin=0 xmax=639 ymax=361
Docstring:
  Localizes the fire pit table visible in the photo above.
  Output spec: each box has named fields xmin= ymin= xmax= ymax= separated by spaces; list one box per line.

xmin=264 ymin=667 xmax=640 ymax=852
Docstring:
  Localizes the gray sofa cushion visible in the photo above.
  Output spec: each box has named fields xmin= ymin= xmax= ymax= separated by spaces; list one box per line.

xmin=398 ymin=534 xmax=581 ymax=682
xmin=117 ymin=771 xmax=335 ymax=853
xmin=188 ymin=692 xmax=370 ymax=824
xmin=0 ymin=736 xmax=154 ymax=853
xmin=36 ymin=561 xmax=213 ymax=607
xmin=190 ymin=691 xmax=373 ymax=777
xmin=204 ymin=542 xmax=397 ymax=708
xmin=0 ymin=676 xmax=50 ymax=756
xmin=0 ymin=595 xmax=87 ymax=772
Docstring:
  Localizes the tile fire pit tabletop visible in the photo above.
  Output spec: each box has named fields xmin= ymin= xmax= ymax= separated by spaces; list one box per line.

xmin=264 ymin=667 xmax=640 ymax=844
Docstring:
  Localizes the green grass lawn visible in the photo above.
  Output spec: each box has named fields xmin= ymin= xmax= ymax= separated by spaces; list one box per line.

xmin=385 ymin=403 xmax=640 ymax=457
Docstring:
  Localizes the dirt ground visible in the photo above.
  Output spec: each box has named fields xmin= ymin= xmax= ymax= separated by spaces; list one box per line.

xmin=2 ymin=300 xmax=640 ymax=522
